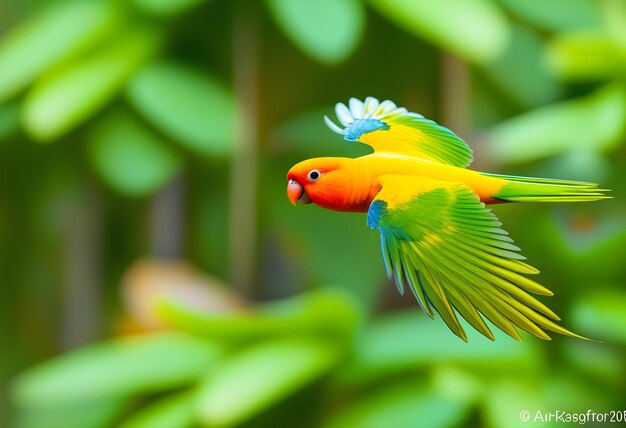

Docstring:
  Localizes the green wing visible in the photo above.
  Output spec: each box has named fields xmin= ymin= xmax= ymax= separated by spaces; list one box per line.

xmin=367 ymin=175 xmax=585 ymax=342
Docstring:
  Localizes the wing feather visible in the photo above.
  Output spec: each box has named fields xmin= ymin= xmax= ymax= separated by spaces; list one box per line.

xmin=325 ymin=97 xmax=473 ymax=167
xmin=403 ymin=253 xmax=434 ymax=318
xmin=368 ymin=175 xmax=586 ymax=341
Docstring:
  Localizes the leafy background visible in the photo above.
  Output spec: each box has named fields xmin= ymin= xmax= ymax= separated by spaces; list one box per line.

xmin=1 ymin=0 xmax=625 ymax=427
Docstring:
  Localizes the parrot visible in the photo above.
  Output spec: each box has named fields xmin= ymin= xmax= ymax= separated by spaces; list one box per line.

xmin=286 ymin=97 xmax=610 ymax=342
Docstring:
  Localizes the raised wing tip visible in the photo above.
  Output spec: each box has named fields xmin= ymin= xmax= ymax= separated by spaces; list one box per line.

xmin=324 ymin=97 xmax=422 ymax=137
xmin=324 ymin=115 xmax=346 ymax=135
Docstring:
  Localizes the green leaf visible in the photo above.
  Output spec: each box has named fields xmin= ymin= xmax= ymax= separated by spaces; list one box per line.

xmin=133 ymin=0 xmax=207 ymax=17
xmin=127 ymin=61 xmax=235 ymax=157
xmin=158 ymin=289 xmax=359 ymax=344
xmin=340 ymin=310 xmax=543 ymax=385
xmin=88 ymin=110 xmax=182 ymax=196
xmin=548 ymin=32 xmax=626 ymax=81
xmin=266 ymin=0 xmax=364 ymax=64
xmin=0 ymin=0 xmax=118 ymax=104
xmin=196 ymin=339 xmax=339 ymax=427
xmin=484 ymin=25 xmax=561 ymax=107
xmin=325 ymin=381 xmax=473 ymax=428
xmin=497 ymin=0 xmax=602 ymax=33
xmin=570 ymin=290 xmax=626 ymax=343
xmin=22 ymin=26 xmax=160 ymax=142
xmin=120 ymin=391 xmax=195 ymax=428
xmin=370 ymin=0 xmax=509 ymax=64
xmin=13 ymin=397 xmax=128 ymax=428
xmin=13 ymin=333 xmax=222 ymax=407
xmin=488 ymin=84 xmax=626 ymax=163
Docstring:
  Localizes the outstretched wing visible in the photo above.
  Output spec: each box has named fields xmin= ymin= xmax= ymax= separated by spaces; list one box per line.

xmin=367 ymin=175 xmax=584 ymax=342
xmin=325 ymin=97 xmax=473 ymax=167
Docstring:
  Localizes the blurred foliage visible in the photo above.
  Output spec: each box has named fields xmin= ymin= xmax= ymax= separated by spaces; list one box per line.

xmin=488 ymin=84 xmax=626 ymax=163
xmin=370 ymin=0 xmax=509 ymax=64
xmin=1 ymin=0 xmax=625 ymax=427
xmin=126 ymin=61 xmax=235 ymax=157
xmin=22 ymin=26 xmax=160 ymax=141
xmin=497 ymin=0 xmax=602 ymax=32
xmin=88 ymin=110 xmax=183 ymax=195
xmin=266 ymin=0 xmax=364 ymax=65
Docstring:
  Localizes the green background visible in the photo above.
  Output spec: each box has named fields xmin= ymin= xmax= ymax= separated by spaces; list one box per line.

xmin=1 ymin=0 xmax=625 ymax=427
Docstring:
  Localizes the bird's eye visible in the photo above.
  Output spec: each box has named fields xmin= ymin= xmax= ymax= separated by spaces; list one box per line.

xmin=307 ymin=169 xmax=322 ymax=182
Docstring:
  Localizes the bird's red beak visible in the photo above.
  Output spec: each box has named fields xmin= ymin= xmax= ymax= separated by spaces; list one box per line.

xmin=287 ymin=179 xmax=311 ymax=206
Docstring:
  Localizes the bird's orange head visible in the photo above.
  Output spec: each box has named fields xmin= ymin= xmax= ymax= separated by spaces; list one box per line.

xmin=287 ymin=157 xmax=360 ymax=211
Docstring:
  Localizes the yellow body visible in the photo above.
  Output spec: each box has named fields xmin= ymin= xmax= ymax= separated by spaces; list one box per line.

xmin=290 ymin=153 xmax=507 ymax=213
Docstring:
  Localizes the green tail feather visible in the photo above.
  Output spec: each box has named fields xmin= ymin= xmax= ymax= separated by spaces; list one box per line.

xmin=483 ymin=173 xmax=612 ymax=203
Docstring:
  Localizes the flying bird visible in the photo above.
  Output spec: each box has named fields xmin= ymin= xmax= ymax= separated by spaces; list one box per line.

xmin=287 ymin=97 xmax=610 ymax=342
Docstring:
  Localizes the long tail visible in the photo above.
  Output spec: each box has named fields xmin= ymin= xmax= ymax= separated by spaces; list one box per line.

xmin=484 ymin=173 xmax=612 ymax=203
